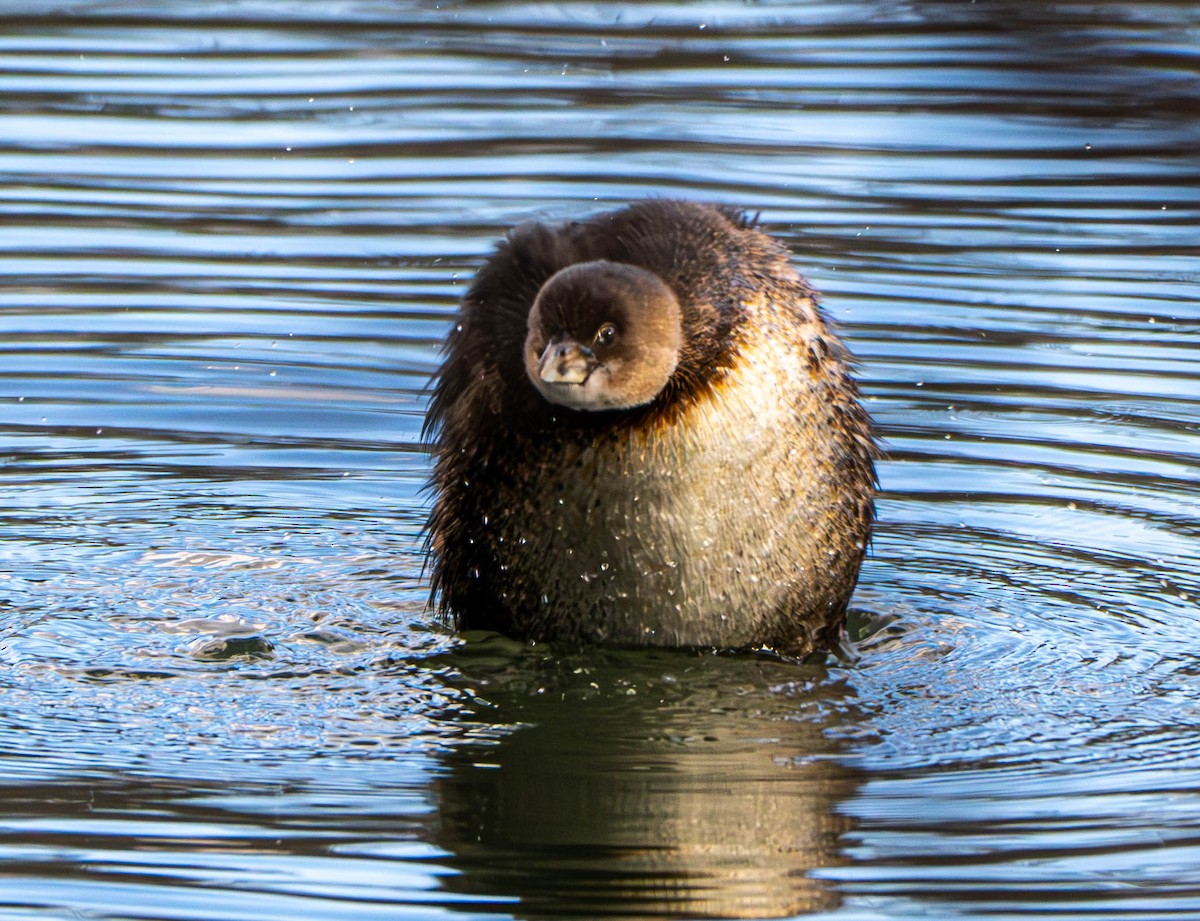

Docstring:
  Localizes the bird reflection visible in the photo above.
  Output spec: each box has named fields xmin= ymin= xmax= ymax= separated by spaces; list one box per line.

xmin=430 ymin=642 xmax=862 ymax=919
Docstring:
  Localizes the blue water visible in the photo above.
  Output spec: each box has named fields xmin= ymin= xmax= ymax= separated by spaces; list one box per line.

xmin=1 ymin=2 xmax=1198 ymax=918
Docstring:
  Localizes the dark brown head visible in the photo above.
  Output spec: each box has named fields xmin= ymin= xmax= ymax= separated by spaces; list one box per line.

xmin=523 ymin=260 xmax=684 ymax=412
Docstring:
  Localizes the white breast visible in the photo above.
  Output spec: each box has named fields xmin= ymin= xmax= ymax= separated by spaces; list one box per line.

xmin=500 ymin=313 xmax=845 ymax=648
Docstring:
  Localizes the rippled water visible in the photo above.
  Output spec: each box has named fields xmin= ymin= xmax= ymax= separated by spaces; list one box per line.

xmin=1 ymin=2 xmax=1198 ymax=918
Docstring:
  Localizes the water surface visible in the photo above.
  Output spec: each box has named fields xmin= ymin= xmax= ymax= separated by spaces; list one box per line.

xmin=1 ymin=2 xmax=1199 ymax=919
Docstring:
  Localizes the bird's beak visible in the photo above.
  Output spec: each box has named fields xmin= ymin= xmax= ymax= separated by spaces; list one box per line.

xmin=537 ymin=339 xmax=597 ymax=385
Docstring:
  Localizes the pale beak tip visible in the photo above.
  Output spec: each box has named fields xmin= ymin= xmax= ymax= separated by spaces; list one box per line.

xmin=538 ymin=340 xmax=595 ymax=385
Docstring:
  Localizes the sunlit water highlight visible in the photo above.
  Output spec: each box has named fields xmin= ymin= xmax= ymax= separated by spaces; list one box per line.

xmin=1 ymin=2 xmax=1198 ymax=919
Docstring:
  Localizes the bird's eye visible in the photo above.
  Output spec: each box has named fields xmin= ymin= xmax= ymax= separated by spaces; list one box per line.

xmin=594 ymin=323 xmax=617 ymax=347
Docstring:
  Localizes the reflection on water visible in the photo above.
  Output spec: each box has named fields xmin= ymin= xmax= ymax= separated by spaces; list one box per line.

xmin=433 ymin=644 xmax=857 ymax=919
xmin=1 ymin=1 xmax=1198 ymax=919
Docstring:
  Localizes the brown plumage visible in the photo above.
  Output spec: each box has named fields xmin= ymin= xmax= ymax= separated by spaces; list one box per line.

xmin=423 ymin=200 xmax=877 ymax=655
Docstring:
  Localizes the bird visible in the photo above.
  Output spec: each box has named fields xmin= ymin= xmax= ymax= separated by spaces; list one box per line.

xmin=423 ymin=200 xmax=876 ymax=656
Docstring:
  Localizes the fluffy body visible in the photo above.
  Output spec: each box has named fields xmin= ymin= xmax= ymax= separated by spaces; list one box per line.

xmin=423 ymin=200 xmax=876 ymax=655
